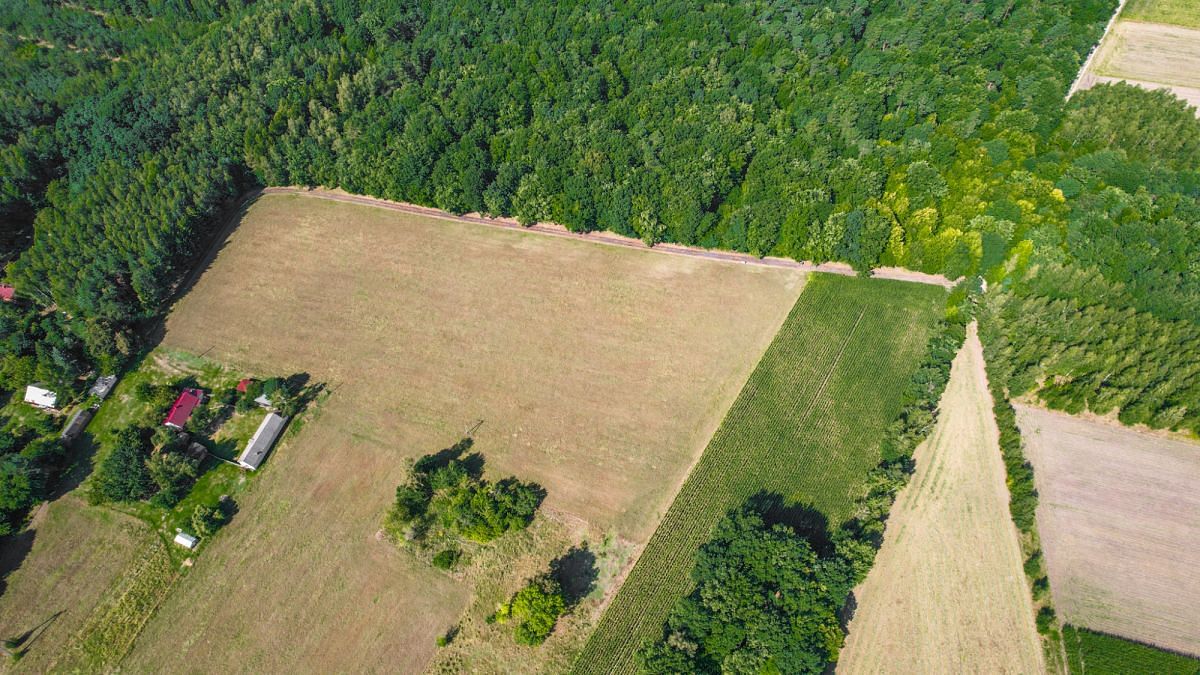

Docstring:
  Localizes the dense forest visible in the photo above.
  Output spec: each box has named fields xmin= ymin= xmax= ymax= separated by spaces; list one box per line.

xmin=0 ymin=0 xmax=1198 ymax=493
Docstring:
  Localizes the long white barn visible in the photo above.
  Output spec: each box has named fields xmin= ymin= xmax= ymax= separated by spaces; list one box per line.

xmin=237 ymin=412 xmax=288 ymax=470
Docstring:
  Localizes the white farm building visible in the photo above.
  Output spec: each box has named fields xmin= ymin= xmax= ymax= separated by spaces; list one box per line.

xmin=174 ymin=532 xmax=199 ymax=550
xmin=24 ymin=385 xmax=58 ymax=409
xmin=237 ymin=412 xmax=288 ymax=471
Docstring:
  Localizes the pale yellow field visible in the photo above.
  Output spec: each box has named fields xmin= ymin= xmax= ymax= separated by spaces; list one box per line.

xmin=1017 ymin=405 xmax=1200 ymax=657
xmin=0 ymin=497 xmax=152 ymax=673
xmin=121 ymin=194 xmax=805 ymax=672
xmin=838 ymin=324 xmax=1044 ymax=674
xmin=1092 ymin=21 xmax=1200 ymax=90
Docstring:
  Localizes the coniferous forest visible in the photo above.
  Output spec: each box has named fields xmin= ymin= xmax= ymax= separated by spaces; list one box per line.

xmin=0 ymin=0 xmax=1197 ymax=429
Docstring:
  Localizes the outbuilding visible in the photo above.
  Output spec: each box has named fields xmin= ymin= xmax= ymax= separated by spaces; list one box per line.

xmin=237 ymin=412 xmax=288 ymax=470
xmin=89 ymin=375 xmax=118 ymax=400
xmin=174 ymin=532 xmax=199 ymax=550
xmin=61 ymin=407 xmax=94 ymax=443
xmin=24 ymin=385 xmax=58 ymax=409
xmin=164 ymin=388 xmax=205 ymax=429
xmin=0 ymin=284 xmax=14 ymax=302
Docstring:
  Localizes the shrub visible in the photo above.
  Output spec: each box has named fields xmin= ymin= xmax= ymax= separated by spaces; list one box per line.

xmin=494 ymin=575 xmax=567 ymax=646
xmin=432 ymin=549 xmax=460 ymax=570
xmin=147 ymin=451 xmax=199 ymax=507
xmin=191 ymin=503 xmax=228 ymax=537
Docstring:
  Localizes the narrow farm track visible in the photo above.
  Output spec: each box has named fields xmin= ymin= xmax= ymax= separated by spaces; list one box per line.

xmin=571 ymin=275 xmax=947 ymax=674
xmin=257 ymin=187 xmax=955 ymax=288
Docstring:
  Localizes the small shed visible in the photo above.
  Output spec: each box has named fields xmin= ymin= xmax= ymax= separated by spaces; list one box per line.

xmin=253 ymin=393 xmax=273 ymax=409
xmin=24 ymin=385 xmax=58 ymax=409
xmin=164 ymin=388 xmax=205 ymax=429
xmin=61 ymin=407 xmax=94 ymax=443
xmin=0 ymin=284 xmax=13 ymax=302
xmin=174 ymin=532 xmax=199 ymax=550
xmin=89 ymin=374 xmax=118 ymax=400
xmin=237 ymin=412 xmax=288 ymax=470
xmin=236 ymin=378 xmax=254 ymax=393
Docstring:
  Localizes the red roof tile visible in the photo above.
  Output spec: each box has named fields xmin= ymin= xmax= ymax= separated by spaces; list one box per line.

xmin=236 ymin=378 xmax=253 ymax=393
xmin=0 ymin=285 xmax=13 ymax=302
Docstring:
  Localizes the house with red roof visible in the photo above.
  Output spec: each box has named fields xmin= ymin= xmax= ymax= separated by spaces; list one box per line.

xmin=164 ymin=388 xmax=205 ymax=429
xmin=0 ymin=285 xmax=14 ymax=302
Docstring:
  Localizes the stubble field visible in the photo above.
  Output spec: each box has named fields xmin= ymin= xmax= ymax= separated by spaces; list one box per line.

xmin=120 ymin=193 xmax=807 ymax=672
xmin=1017 ymin=405 xmax=1200 ymax=657
xmin=1083 ymin=19 xmax=1200 ymax=112
xmin=837 ymin=324 xmax=1043 ymax=674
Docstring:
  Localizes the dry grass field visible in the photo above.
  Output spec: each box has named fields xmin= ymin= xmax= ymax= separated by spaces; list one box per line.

xmin=1017 ymin=405 xmax=1200 ymax=657
xmin=1123 ymin=0 xmax=1200 ymax=28
xmin=0 ymin=497 xmax=152 ymax=673
xmin=1086 ymin=20 xmax=1200 ymax=111
xmin=120 ymin=193 xmax=806 ymax=672
xmin=837 ymin=325 xmax=1043 ymax=674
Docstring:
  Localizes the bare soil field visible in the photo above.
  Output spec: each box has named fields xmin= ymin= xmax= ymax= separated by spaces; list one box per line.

xmin=1123 ymin=0 xmax=1200 ymax=28
xmin=0 ymin=497 xmax=152 ymax=673
xmin=121 ymin=193 xmax=806 ymax=672
xmin=838 ymin=325 xmax=1043 ymax=674
xmin=1085 ymin=20 xmax=1200 ymax=112
xmin=1017 ymin=405 xmax=1200 ymax=657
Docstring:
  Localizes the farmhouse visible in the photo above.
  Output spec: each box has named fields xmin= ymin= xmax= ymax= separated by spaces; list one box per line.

xmin=60 ymin=408 xmax=94 ymax=443
xmin=164 ymin=388 xmax=205 ymax=429
xmin=237 ymin=412 xmax=288 ymax=470
xmin=24 ymin=385 xmax=58 ymax=409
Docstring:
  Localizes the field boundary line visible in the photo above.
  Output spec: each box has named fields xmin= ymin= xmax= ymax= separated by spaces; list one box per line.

xmin=255 ymin=187 xmax=955 ymax=288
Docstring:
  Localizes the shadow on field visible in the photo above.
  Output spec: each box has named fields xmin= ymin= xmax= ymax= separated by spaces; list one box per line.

xmin=0 ymin=528 xmax=35 ymax=598
xmin=551 ymin=544 xmax=598 ymax=607
xmin=413 ymin=437 xmax=483 ymax=479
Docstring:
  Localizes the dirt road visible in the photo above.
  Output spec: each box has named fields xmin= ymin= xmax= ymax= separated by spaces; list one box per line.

xmin=258 ymin=186 xmax=956 ymax=288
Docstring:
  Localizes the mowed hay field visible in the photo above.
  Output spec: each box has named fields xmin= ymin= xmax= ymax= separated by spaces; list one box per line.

xmin=838 ymin=324 xmax=1043 ymax=674
xmin=1017 ymin=405 xmax=1200 ymax=657
xmin=122 ymin=193 xmax=806 ymax=672
xmin=574 ymin=275 xmax=947 ymax=674
xmin=0 ymin=497 xmax=152 ymax=673
xmin=1091 ymin=21 xmax=1200 ymax=93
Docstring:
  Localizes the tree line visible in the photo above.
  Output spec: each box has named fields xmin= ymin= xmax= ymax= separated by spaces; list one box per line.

xmin=0 ymin=0 xmax=1196 ymax=434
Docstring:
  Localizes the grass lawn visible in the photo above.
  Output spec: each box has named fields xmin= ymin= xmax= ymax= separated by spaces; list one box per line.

xmin=573 ymin=274 xmax=947 ymax=674
xmin=118 ymin=192 xmax=807 ymax=673
xmin=1064 ymin=625 xmax=1200 ymax=674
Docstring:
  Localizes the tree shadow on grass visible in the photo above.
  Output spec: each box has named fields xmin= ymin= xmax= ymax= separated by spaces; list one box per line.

xmin=550 ymin=544 xmax=598 ymax=608
xmin=0 ymin=528 xmax=35 ymax=598
xmin=412 ymin=438 xmax=483 ymax=479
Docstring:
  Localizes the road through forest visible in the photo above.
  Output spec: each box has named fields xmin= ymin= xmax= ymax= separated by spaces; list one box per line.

xmin=257 ymin=186 xmax=956 ymax=288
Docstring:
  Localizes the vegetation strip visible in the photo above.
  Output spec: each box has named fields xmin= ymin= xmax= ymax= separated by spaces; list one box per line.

xmin=573 ymin=275 xmax=946 ymax=673
xmin=1063 ymin=625 xmax=1200 ymax=674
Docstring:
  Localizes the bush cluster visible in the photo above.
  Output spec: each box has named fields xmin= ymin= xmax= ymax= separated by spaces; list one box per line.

xmin=383 ymin=442 xmax=544 ymax=548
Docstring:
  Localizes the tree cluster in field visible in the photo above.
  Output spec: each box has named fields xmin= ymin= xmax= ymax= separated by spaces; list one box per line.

xmin=641 ymin=316 xmax=967 ymax=672
xmin=0 ymin=410 xmax=67 ymax=535
xmin=1 ymin=0 xmax=1196 ymax=431
xmin=490 ymin=574 xmax=568 ymax=647
xmin=383 ymin=440 xmax=545 ymax=549
xmin=639 ymin=504 xmax=853 ymax=674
